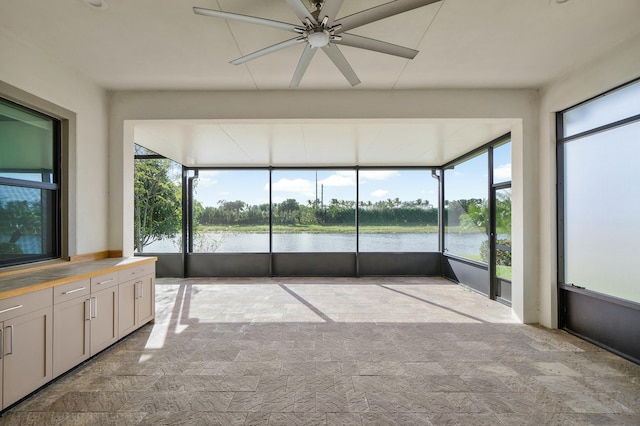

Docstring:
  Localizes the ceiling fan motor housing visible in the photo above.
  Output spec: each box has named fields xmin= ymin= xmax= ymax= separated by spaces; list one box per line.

xmin=308 ymin=29 xmax=331 ymax=47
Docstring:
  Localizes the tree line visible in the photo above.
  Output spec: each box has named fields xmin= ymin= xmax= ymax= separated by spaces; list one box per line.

xmin=133 ymin=158 xmax=510 ymax=251
xmin=198 ymin=198 xmax=439 ymax=226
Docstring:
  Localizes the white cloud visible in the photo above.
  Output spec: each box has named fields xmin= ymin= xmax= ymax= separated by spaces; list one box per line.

xmin=193 ymin=178 xmax=218 ymax=199
xmin=360 ymin=170 xmax=399 ymax=181
xmin=270 ymin=178 xmax=315 ymax=198
xmin=494 ymin=163 xmax=512 ymax=180
xmin=371 ymin=189 xmax=388 ymax=198
xmin=197 ymin=177 xmax=218 ymax=188
xmin=319 ymin=174 xmax=356 ymax=187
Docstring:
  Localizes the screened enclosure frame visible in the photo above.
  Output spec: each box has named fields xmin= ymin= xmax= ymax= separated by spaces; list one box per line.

xmin=135 ymin=130 xmax=512 ymax=283
xmin=440 ymin=133 xmax=512 ymax=303
xmin=174 ymin=165 xmax=443 ymax=277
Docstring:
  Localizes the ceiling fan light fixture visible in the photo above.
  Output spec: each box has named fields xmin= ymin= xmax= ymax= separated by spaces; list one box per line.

xmin=308 ymin=30 xmax=330 ymax=48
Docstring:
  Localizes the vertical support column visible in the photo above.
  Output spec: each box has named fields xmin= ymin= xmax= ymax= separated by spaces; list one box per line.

xmin=355 ymin=167 xmax=360 ymax=277
xmin=110 ymin=121 xmax=135 ymax=258
xmin=269 ymin=167 xmax=273 ymax=277
xmin=436 ymin=168 xmax=444 ymax=276
xmin=555 ymin=114 xmax=565 ymax=328
xmin=181 ymin=167 xmax=188 ymax=278
xmin=511 ymin=119 xmax=540 ymax=323
xmin=488 ymin=147 xmax=497 ymax=301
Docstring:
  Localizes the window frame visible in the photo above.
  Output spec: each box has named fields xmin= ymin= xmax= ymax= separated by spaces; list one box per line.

xmin=557 ymin=77 xmax=640 ymax=302
xmin=0 ymin=96 xmax=62 ymax=267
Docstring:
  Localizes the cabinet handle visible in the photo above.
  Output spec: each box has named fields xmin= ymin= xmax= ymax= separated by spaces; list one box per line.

xmin=63 ymin=287 xmax=86 ymax=295
xmin=139 ymin=282 xmax=143 ymax=299
xmin=6 ymin=325 xmax=13 ymax=356
xmin=97 ymin=278 xmax=114 ymax=285
xmin=0 ymin=304 xmax=23 ymax=314
xmin=91 ymin=297 xmax=97 ymax=319
xmin=85 ymin=299 xmax=91 ymax=321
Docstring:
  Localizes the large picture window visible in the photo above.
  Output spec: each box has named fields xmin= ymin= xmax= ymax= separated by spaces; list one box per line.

xmin=559 ymin=79 xmax=640 ymax=303
xmin=0 ymin=98 xmax=60 ymax=267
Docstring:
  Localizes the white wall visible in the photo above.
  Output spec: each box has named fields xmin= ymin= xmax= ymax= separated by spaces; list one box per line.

xmin=110 ymin=88 xmax=540 ymax=323
xmin=0 ymin=28 xmax=110 ymax=257
xmin=537 ymin=34 xmax=640 ymax=328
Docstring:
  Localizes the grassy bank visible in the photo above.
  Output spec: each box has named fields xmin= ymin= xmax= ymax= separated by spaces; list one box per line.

xmin=197 ymin=224 xmax=441 ymax=234
xmin=455 ymin=253 xmax=512 ymax=281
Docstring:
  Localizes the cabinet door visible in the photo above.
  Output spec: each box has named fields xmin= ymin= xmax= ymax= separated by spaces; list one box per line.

xmin=90 ymin=286 xmax=118 ymax=355
xmin=118 ymin=279 xmax=137 ymax=337
xmin=53 ymin=297 xmax=90 ymax=377
xmin=138 ymin=274 xmax=155 ymax=326
xmin=119 ymin=274 xmax=155 ymax=338
xmin=2 ymin=306 xmax=53 ymax=408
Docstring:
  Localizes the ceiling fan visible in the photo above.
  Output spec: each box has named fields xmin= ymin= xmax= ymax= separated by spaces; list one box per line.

xmin=193 ymin=0 xmax=441 ymax=88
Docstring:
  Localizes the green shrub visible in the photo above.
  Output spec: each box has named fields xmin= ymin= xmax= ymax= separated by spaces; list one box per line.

xmin=479 ymin=239 xmax=511 ymax=265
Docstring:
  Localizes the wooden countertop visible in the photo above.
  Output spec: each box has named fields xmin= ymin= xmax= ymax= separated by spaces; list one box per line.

xmin=0 ymin=257 xmax=157 ymax=300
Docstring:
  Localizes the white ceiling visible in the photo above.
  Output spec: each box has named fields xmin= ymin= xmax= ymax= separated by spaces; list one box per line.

xmin=2 ymin=0 xmax=639 ymax=166
xmin=134 ymin=119 xmax=514 ymax=167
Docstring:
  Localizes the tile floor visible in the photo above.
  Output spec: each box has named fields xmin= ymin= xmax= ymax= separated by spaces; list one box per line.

xmin=0 ymin=277 xmax=639 ymax=425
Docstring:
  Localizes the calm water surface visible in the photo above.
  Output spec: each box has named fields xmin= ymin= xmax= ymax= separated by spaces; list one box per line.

xmin=142 ymin=232 xmax=487 ymax=256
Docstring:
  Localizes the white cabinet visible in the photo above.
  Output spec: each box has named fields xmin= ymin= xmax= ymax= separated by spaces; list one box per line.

xmin=53 ymin=279 xmax=91 ymax=378
xmin=118 ymin=263 xmax=155 ymax=337
xmin=89 ymin=272 xmax=119 ymax=354
xmin=0 ymin=259 xmax=156 ymax=409
xmin=0 ymin=289 xmax=53 ymax=409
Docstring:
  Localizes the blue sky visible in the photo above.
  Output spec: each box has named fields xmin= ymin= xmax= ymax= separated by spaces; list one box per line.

xmin=190 ymin=144 xmax=511 ymax=208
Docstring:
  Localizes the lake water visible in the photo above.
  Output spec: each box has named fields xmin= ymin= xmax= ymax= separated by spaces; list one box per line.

xmin=142 ymin=232 xmax=487 ymax=257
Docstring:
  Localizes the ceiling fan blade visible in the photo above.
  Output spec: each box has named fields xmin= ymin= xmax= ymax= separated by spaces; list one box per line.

xmin=333 ymin=0 xmax=441 ymax=33
xmin=333 ymin=33 xmax=418 ymax=59
xmin=231 ymin=37 xmax=303 ymax=65
xmin=193 ymin=7 xmax=301 ymax=32
xmin=320 ymin=0 xmax=344 ymax=27
xmin=290 ymin=45 xmax=318 ymax=88
xmin=321 ymin=44 xmax=361 ymax=86
xmin=285 ymin=0 xmax=317 ymax=25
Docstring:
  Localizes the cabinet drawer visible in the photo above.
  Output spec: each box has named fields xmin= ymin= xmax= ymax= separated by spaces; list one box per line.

xmin=54 ymin=279 xmax=91 ymax=304
xmin=91 ymin=272 xmax=119 ymax=292
xmin=0 ymin=288 xmax=53 ymax=322
xmin=119 ymin=262 xmax=155 ymax=282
